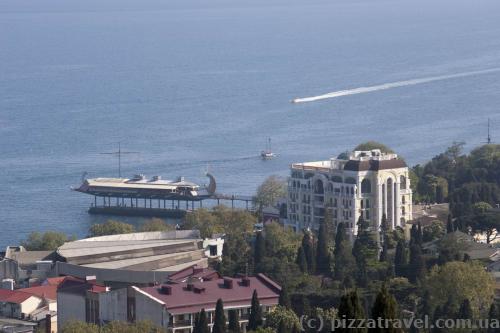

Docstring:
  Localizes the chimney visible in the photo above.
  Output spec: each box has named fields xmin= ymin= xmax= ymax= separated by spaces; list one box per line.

xmin=160 ymin=285 xmax=172 ymax=295
xmin=45 ymin=314 xmax=51 ymax=333
xmin=194 ymin=286 xmax=205 ymax=294
xmin=241 ymin=277 xmax=251 ymax=287
xmin=223 ymin=278 xmax=234 ymax=289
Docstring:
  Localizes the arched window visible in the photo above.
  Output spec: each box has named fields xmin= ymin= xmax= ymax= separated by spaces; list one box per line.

xmin=314 ymin=179 xmax=324 ymax=194
xmin=400 ymin=176 xmax=407 ymax=190
xmin=361 ymin=179 xmax=371 ymax=194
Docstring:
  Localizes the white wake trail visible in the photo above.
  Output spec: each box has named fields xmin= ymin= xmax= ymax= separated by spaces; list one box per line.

xmin=292 ymin=68 xmax=500 ymax=103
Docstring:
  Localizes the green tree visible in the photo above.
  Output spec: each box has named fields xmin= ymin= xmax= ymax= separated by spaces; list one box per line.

xmin=194 ymin=309 xmax=210 ymax=333
xmin=213 ymin=299 xmax=227 ymax=333
xmin=407 ymin=244 xmax=425 ymax=284
xmin=184 ymin=206 xmax=256 ymax=239
xmin=296 ymin=246 xmax=308 ymax=273
xmin=394 ymin=240 xmax=407 ymax=278
xmin=446 ymin=214 xmax=454 ymax=233
xmin=21 ymin=231 xmax=74 ymax=251
xmin=228 ymin=310 xmax=241 ymax=333
xmin=354 ymin=142 xmax=395 ymax=154
xmin=488 ymin=303 xmax=500 ymax=333
xmin=248 ymin=290 xmax=263 ymax=331
xmin=316 ymin=217 xmax=331 ymax=275
xmin=254 ymin=232 xmax=266 ymax=271
xmin=334 ymin=223 xmax=355 ymax=282
xmin=425 ymin=261 xmax=495 ymax=318
xmin=61 ymin=321 xmax=99 ymax=333
xmin=371 ymin=285 xmax=402 ymax=333
xmin=278 ymin=285 xmax=291 ymax=308
xmin=254 ymin=175 xmax=287 ymax=211
xmin=139 ymin=218 xmax=174 ymax=232
xmin=338 ymin=290 xmax=366 ymax=333
xmin=457 ymin=299 xmax=473 ymax=320
xmin=265 ymin=306 xmax=300 ymax=332
xmin=301 ymin=231 xmax=315 ymax=274
xmin=89 ymin=220 xmax=135 ymax=237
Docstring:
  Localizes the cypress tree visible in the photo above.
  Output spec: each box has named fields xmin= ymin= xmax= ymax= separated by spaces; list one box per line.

xmin=446 ymin=214 xmax=454 ymax=233
xmin=279 ymin=285 xmax=291 ymax=308
xmin=296 ymin=246 xmax=308 ymax=273
xmin=371 ymin=285 xmax=402 ymax=333
xmin=316 ymin=217 xmax=331 ymax=275
xmin=408 ymin=244 xmax=425 ymax=284
xmin=334 ymin=223 xmax=355 ymax=281
xmin=432 ymin=306 xmax=444 ymax=333
xmin=302 ymin=231 xmax=315 ymax=274
xmin=338 ymin=290 xmax=366 ymax=333
xmin=213 ymin=299 xmax=227 ymax=333
xmin=488 ymin=303 xmax=500 ymax=333
xmin=394 ymin=240 xmax=407 ymax=277
xmin=254 ymin=232 xmax=265 ymax=271
xmin=277 ymin=320 xmax=287 ymax=333
xmin=228 ymin=310 xmax=241 ymax=333
xmin=457 ymin=299 xmax=473 ymax=320
xmin=193 ymin=309 xmax=209 ymax=333
xmin=380 ymin=241 xmax=389 ymax=262
xmin=417 ymin=222 xmax=423 ymax=245
xmin=419 ymin=291 xmax=433 ymax=318
xmin=247 ymin=290 xmax=263 ymax=331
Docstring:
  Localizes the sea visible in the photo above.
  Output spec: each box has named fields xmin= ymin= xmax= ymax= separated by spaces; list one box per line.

xmin=1 ymin=0 xmax=500 ymax=247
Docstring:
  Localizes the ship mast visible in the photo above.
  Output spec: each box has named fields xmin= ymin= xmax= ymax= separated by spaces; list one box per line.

xmin=100 ymin=142 xmax=139 ymax=178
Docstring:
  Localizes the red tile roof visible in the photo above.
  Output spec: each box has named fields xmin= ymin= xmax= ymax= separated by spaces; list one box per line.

xmin=43 ymin=276 xmax=68 ymax=286
xmin=57 ymin=276 xmax=107 ymax=296
xmin=0 ymin=289 xmax=39 ymax=304
xmin=139 ymin=273 xmax=280 ymax=315
xmin=22 ymin=285 xmax=58 ymax=301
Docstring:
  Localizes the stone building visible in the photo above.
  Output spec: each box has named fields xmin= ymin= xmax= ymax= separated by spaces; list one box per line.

xmin=286 ymin=149 xmax=413 ymax=238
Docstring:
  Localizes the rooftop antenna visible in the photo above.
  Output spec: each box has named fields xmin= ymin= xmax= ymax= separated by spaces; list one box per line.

xmin=100 ymin=142 xmax=139 ymax=178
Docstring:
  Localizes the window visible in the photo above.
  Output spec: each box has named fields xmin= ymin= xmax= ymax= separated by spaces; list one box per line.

xmin=400 ymin=176 xmax=407 ymax=190
xmin=361 ymin=179 xmax=372 ymax=194
xmin=366 ymin=199 xmax=370 ymax=208
xmin=209 ymin=245 xmax=217 ymax=256
xmin=366 ymin=210 xmax=370 ymax=220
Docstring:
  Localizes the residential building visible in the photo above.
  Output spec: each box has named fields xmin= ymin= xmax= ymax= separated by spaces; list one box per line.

xmin=132 ymin=273 xmax=281 ymax=333
xmin=286 ymin=149 xmax=413 ymax=238
xmin=56 ymin=276 xmax=108 ymax=328
xmin=0 ymin=289 xmax=43 ymax=320
xmin=56 ymin=266 xmax=221 ymax=329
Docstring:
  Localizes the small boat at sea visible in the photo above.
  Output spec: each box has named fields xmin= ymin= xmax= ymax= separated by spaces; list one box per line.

xmin=260 ymin=138 xmax=276 ymax=159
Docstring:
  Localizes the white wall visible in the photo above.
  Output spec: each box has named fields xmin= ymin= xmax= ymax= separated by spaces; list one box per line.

xmin=20 ymin=296 xmax=43 ymax=317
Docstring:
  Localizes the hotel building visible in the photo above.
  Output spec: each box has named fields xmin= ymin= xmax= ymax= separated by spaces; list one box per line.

xmin=286 ymin=149 xmax=412 ymax=238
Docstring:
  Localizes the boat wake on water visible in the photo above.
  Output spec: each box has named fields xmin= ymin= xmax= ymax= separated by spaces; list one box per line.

xmin=292 ymin=68 xmax=500 ymax=103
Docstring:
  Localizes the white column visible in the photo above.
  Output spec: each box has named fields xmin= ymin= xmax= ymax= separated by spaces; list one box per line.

xmin=377 ymin=181 xmax=383 ymax=230
xmin=395 ymin=183 xmax=401 ymax=227
xmin=384 ymin=182 xmax=388 ymax=220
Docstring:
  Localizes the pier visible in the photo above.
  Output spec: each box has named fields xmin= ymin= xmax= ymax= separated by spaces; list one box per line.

xmin=74 ymin=173 xmax=255 ymax=218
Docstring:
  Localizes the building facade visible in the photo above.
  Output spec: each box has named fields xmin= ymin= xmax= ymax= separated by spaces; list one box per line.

xmin=286 ymin=149 xmax=413 ymax=238
xmin=132 ymin=273 xmax=281 ymax=333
